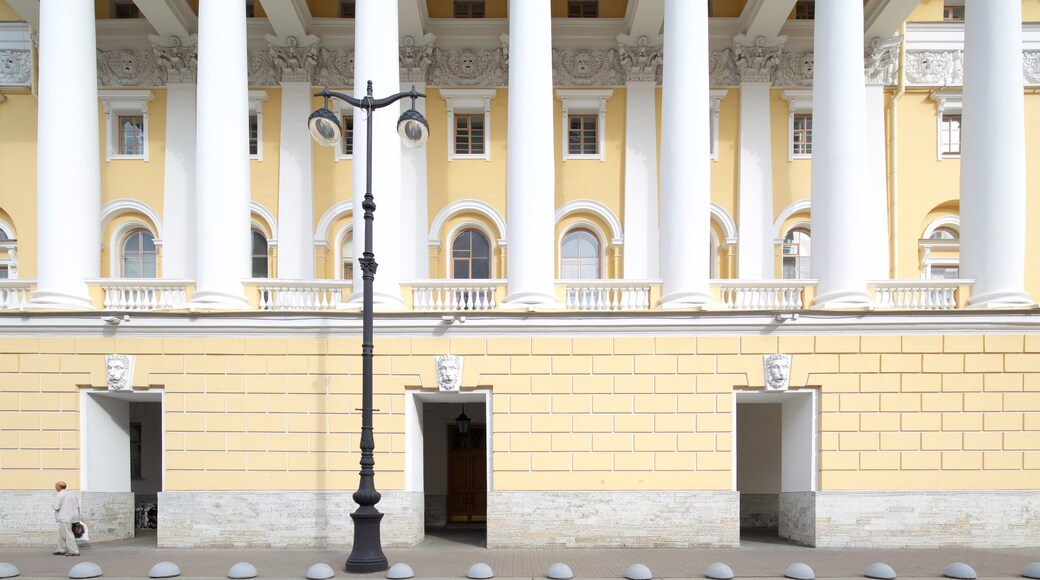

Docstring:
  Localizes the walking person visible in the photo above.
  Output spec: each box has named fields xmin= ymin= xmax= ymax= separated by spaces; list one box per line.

xmin=52 ymin=481 xmax=80 ymax=556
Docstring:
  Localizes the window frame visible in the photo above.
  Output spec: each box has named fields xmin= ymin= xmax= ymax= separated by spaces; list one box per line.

xmin=560 ymin=226 xmax=603 ymax=280
xmin=329 ymin=92 xmax=355 ymax=160
xmin=441 ymin=89 xmax=496 ymax=162
xmin=0 ymin=223 xmax=17 ymax=279
xmin=709 ymin=90 xmax=728 ymax=162
xmin=930 ymin=92 xmax=962 ymax=160
xmin=793 ymin=0 xmax=814 ymax=20
xmin=99 ymin=90 xmax=155 ymax=162
xmin=248 ymin=91 xmax=269 ymax=161
xmin=120 ymin=227 xmax=158 ymax=279
xmin=250 ymin=228 xmax=270 ymax=279
xmin=781 ymin=226 xmax=812 ymax=281
xmin=942 ymin=0 xmax=965 ymax=22
xmin=920 ymin=219 xmax=960 ymax=280
xmin=453 ymin=0 xmax=485 ymax=18
xmin=557 ymin=89 xmax=613 ymax=162
xmin=781 ymin=90 xmax=813 ymax=161
xmin=448 ymin=226 xmax=493 ymax=280
xmin=567 ymin=0 xmax=598 ymax=18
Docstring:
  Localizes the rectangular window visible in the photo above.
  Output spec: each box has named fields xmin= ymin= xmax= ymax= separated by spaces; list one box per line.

xmin=249 ymin=115 xmax=259 ymax=156
xmin=454 ymin=1 xmax=485 ymax=18
xmin=794 ymin=1 xmax=814 ymax=19
xmin=568 ymin=115 xmax=598 ymax=156
xmin=130 ymin=423 xmax=142 ymax=479
xmin=792 ymin=113 xmax=812 ymax=157
xmin=941 ymin=114 xmax=961 ymax=156
xmin=455 ymin=114 xmax=485 ymax=156
xmin=341 ymin=116 xmax=354 ymax=156
xmin=943 ymin=4 xmax=965 ymax=21
xmin=340 ymin=1 xmax=355 ymax=17
xmin=118 ymin=115 xmax=144 ymax=156
xmin=0 ymin=265 xmax=8 ymax=279
xmin=929 ymin=265 xmax=959 ymax=279
xmin=114 ymin=2 xmax=141 ymax=18
xmin=568 ymin=1 xmax=598 ymax=18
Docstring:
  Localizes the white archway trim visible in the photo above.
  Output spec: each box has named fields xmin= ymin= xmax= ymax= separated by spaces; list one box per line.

xmin=108 ymin=219 xmax=156 ymax=278
xmin=710 ymin=202 xmax=738 ymax=244
xmin=923 ymin=215 xmax=960 ymax=238
xmin=429 ymin=199 xmax=507 ymax=246
xmin=773 ymin=199 xmax=812 ymax=239
xmin=101 ymin=199 xmax=163 ymax=240
xmin=250 ymin=202 xmax=277 ymax=243
xmin=444 ymin=221 xmax=496 ymax=278
xmin=0 ymin=218 xmax=15 ymax=239
xmin=315 ymin=200 xmax=353 ymax=245
xmin=555 ymin=200 xmax=623 ymax=244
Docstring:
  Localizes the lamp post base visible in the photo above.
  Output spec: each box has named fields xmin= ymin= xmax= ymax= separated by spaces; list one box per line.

xmin=345 ymin=507 xmax=388 ymax=573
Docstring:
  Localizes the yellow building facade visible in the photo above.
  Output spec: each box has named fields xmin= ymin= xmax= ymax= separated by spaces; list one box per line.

xmin=0 ymin=0 xmax=1038 ymax=549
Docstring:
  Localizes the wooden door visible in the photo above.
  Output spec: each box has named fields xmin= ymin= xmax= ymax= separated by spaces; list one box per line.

xmin=447 ymin=424 xmax=486 ymax=523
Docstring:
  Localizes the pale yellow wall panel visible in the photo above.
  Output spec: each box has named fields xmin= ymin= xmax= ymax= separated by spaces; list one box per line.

xmin=655 ymin=374 xmax=696 ymax=393
xmin=0 ymin=0 xmax=21 ymax=20
xmin=941 ymin=373 xmax=984 ymax=392
xmin=0 ymin=355 xmax=16 ymax=373
xmin=592 ymin=355 xmax=634 ymax=375
xmin=769 ymin=91 xmax=811 ymax=221
xmin=572 ymin=374 xmax=612 ymax=393
xmin=98 ymin=92 xmax=166 ymax=221
xmin=859 ymin=374 xmax=900 ymax=393
xmin=614 ymin=451 xmax=654 ymax=471
xmin=531 ymin=452 xmax=571 ymax=471
xmin=711 ymin=90 xmax=739 ymax=223
xmin=907 ymin=0 xmax=943 ymax=22
xmin=1025 ymin=96 xmax=1040 ymax=297
xmin=611 ymin=375 xmax=651 ymax=393
xmin=205 ymin=451 xmax=248 ymax=471
xmin=572 ymin=414 xmax=612 ymax=433
xmin=983 ymin=373 xmax=1024 ymax=392
xmin=249 ymin=90 xmax=281 ymax=222
xmin=614 ymin=414 xmax=653 ymax=433
xmin=613 ymin=337 xmax=655 ymax=355
xmin=634 ymin=354 xmax=676 ymax=374
xmin=839 ymin=354 xmax=881 ymax=374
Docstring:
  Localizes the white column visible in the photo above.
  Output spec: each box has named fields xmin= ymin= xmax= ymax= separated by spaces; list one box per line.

xmin=400 ymin=80 xmax=429 ymax=280
xmin=161 ymin=83 xmax=196 ymax=279
xmin=622 ymin=81 xmax=659 ymax=280
xmin=810 ymin=0 xmax=872 ymax=308
xmin=659 ymin=0 xmax=712 ymax=308
xmin=31 ymin=0 xmax=100 ymax=309
xmin=737 ymin=82 xmax=774 ymax=279
xmin=960 ymin=0 xmax=1033 ymax=307
xmin=353 ymin=0 xmax=404 ymax=308
xmin=191 ymin=0 xmax=250 ymax=308
xmin=862 ymin=84 xmax=890 ymax=281
xmin=503 ymin=0 xmax=558 ymax=307
xmin=276 ymin=81 xmax=315 ymax=279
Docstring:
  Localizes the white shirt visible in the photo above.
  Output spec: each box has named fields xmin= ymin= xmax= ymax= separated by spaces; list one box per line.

xmin=52 ymin=489 xmax=79 ymax=523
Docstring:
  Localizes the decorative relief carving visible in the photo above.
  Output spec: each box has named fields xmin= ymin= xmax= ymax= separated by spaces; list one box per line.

xmin=0 ymin=50 xmax=31 ymax=87
xmin=763 ymin=354 xmax=792 ymax=392
xmin=733 ymin=34 xmax=783 ymax=84
xmin=400 ymin=34 xmax=435 ymax=84
xmin=106 ymin=354 xmax=135 ymax=391
xmin=616 ymin=34 xmax=661 ymax=83
xmin=709 ymin=47 xmax=738 ymax=87
xmin=553 ymin=47 xmax=622 ymax=86
xmin=152 ymin=36 xmax=197 ymax=84
xmin=247 ymin=49 xmax=277 ymax=87
xmin=429 ymin=46 xmax=507 ymax=87
xmin=905 ymin=50 xmax=963 ymax=86
xmin=1023 ymin=51 xmax=1040 ymax=84
xmin=267 ymin=35 xmax=319 ymax=84
xmin=435 ymin=354 xmax=463 ymax=392
xmin=314 ymin=47 xmax=354 ymax=88
xmin=97 ymin=49 xmax=162 ymax=87
xmin=775 ymin=51 xmax=814 ymax=87
xmin=864 ymin=36 xmax=901 ymax=86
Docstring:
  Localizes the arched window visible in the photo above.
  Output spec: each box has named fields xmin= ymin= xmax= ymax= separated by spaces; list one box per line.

xmin=922 ymin=225 xmax=959 ymax=279
xmin=782 ymin=228 xmax=811 ymax=280
xmin=0 ymin=229 xmax=9 ymax=279
xmin=122 ymin=229 xmax=156 ymax=278
xmin=929 ymin=227 xmax=958 ymax=240
xmin=251 ymin=229 xmax=269 ymax=278
xmin=561 ymin=228 xmax=600 ymax=279
xmin=452 ymin=229 xmax=490 ymax=279
xmin=341 ymin=231 xmax=354 ymax=280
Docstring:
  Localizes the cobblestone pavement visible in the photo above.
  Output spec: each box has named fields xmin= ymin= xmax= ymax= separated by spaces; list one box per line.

xmin=0 ymin=529 xmax=1036 ymax=580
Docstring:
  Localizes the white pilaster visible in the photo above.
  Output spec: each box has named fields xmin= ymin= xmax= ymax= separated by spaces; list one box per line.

xmin=161 ymin=83 xmax=196 ymax=279
xmin=810 ymin=0 xmax=872 ymax=308
xmin=960 ymin=0 xmax=1034 ymax=308
xmin=277 ymin=81 xmax=315 ymax=279
xmin=659 ymin=0 xmax=712 ymax=308
xmin=503 ymin=0 xmax=558 ymax=308
xmin=737 ymin=82 xmax=774 ymax=279
xmin=31 ymin=0 xmax=100 ymax=309
xmin=353 ymin=0 xmax=404 ymax=309
xmin=401 ymin=81 xmax=429 ymax=280
xmin=863 ymin=84 xmax=890 ymax=281
xmin=622 ymin=81 xmax=659 ymax=280
xmin=190 ymin=0 xmax=250 ymax=308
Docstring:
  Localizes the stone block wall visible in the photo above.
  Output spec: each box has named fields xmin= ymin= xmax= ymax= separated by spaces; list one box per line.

xmin=0 ymin=491 xmax=132 ymax=546
xmin=740 ymin=493 xmax=778 ymax=528
xmin=486 ymin=491 xmax=739 ymax=548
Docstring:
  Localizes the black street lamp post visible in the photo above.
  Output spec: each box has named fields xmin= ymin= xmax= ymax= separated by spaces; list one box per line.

xmin=308 ymin=82 xmax=429 ymax=574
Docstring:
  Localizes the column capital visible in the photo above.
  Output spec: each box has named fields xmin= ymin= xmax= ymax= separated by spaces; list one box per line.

xmin=265 ymin=34 xmax=319 ymax=84
xmin=617 ymin=33 xmax=662 ymax=83
xmin=400 ymin=33 xmax=436 ymax=84
xmin=152 ymin=35 xmax=198 ymax=84
xmin=733 ymin=33 xmax=785 ymax=84
xmin=864 ymin=35 xmax=901 ymax=86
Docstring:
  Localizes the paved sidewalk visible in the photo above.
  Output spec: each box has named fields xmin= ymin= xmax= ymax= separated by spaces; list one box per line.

xmin=0 ymin=530 xmax=1037 ymax=580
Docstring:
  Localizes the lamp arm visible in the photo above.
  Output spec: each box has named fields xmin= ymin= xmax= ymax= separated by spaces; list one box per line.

xmin=313 ymin=86 xmax=425 ymax=112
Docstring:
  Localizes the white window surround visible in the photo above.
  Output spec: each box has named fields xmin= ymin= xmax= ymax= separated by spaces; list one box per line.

xmin=329 ymin=90 xmax=355 ymax=161
xmin=99 ymin=90 xmax=155 ymax=162
xmin=0 ymin=219 xmax=17 ymax=279
xmin=445 ymin=221 xmax=495 ymax=279
xmin=249 ymin=90 xmax=269 ymax=161
xmin=334 ymin=224 xmax=354 ymax=280
xmin=930 ymin=91 xmax=962 ymax=160
xmin=441 ymin=89 xmax=496 ymax=162
xmin=559 ymin=222 xmax=607 ymax=280
xmin=920 ymin=216 xmax=960 ymax=279
xmin=781 ymin=90 xmax=812 ymax=161
xmin=557 ymin=89 xmax=613 ymax=162
xmin=709 ymin=90 xmax=728 ymax=162
xmin=109 ymin=219 xmax=156 ymax=278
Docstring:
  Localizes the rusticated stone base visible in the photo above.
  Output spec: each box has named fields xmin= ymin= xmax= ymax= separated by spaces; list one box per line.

xmin=0 ymin=491 xmax=133 ymax=547
xmin=740 ymin=493 xmax=779 ymax=529
xmin=486 ymin=491 xmax=739 ymax=548
xmin=157 ymin=491 xmax=423 ymax=548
